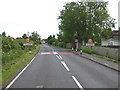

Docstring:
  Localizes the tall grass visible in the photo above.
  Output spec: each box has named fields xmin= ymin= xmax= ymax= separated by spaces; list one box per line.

xmin=2 ymin=45 xmax=40 ymax=85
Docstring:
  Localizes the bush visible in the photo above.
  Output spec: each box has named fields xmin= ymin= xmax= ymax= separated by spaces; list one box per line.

xmin=82 ymin=47 xmax=94 ymax=54
xmin=2 ymin=49 xmax=24 ymax=64
xmin=95 ymin=42 xmax=101 ymax=46
xmin=58 ymin=42 xmax=66 ymax=48
xmin=52 ymin=42 xmax=56 ymax=46
xmin=55 ymin=40 xmax=59 ymax=46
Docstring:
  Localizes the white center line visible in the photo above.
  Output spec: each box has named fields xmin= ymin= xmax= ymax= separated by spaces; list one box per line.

xmin=72 ymin=76 xmax=84 ymax=90
xmin=61 ymin=61 xmax=70 ymax=71
xmin=6 ymin=56 xmax=36 ymax=89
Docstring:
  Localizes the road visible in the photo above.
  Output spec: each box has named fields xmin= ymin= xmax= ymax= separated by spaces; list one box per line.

xmin=7 ymin=44 xmax=119 ymax=89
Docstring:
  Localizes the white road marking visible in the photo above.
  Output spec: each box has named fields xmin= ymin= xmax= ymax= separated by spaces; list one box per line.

xmin=104 ymin=63 xmax=109 ymax=66
xmin=59 ymin=55 xmax=62 ymax=59
xmin=40 ymin=52 xmax=52 ymax=55
xmin=6 ymin=56 xmax=36 ymax=89
xmin=56 ymin=55 xmax=61 ymax=60
xmin=72 ymin=76 xmax=84 ymax=90
xmin=61 ymin=61 xmax=70 ymax=71
xmin=91 ymin=58 xmax=93 ymax=60
xmin=36 ymin=85 xmax=44 ymax=88
xmin=53 ymin=52 xmax=58 ymax=55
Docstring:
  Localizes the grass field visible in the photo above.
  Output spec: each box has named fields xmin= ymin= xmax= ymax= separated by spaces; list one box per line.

xmin=2 ymin=45 xmax=40 ymax=86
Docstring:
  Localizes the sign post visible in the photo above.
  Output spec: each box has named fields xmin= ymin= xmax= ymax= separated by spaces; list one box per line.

xmin=75 ymin=39 xmax=78 ymax=52
xmin=82 ymin=40 xmax=85 ymax=46
xmin=23 ymin=38 xmax=33 ymax=54
xmin=23 ymin=38 xmax=33 ymax=46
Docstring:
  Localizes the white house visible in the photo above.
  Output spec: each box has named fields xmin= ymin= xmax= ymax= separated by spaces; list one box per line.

xmin=101 ymin=38 xmax=120 ymax=46
xmin=101 ymin=30 xmax=120 ymax=46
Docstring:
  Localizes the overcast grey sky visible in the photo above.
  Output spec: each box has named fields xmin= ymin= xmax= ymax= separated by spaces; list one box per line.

xmin=0 ymin=0 xmax=119 ymax=39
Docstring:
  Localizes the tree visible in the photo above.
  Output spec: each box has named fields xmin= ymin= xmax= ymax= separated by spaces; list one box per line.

xmin=101 ymin=29 xmax=112 ymax=39
xmin=47 ymin=35 xmax=57 ymax=45
xmin=53 ymin=35 xmax=55 ymax=38
xmin=58 ymin=1 xmax=116 ymax=44
xmin=30 ymin=31 xmax=41 ymax=44
xmin=22 ymin=34 xmax=27 ymax=39
xmin=58 ymin=2 xmax=76 ymax=44
xmin=2 ymin=32 xmax=6 ymax=37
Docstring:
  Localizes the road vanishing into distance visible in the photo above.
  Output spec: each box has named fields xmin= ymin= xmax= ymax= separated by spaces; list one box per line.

xmin=7 ymin=44 xmax=119 ymax=89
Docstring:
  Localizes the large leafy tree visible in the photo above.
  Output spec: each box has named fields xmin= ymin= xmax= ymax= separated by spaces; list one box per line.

xmin=58 ymin=1 xmax=116 ymax=44
xmin=29 ymin=31 xmax=41 ymax=44
xmin=22 ymin=34 xmax=27 ymax=39
xmin=2 ymin=32 xmax=6 ymax=37
xmin=58 ymin=2 xmax=76 ymax=43
xmin=47 ymin=35 xmax=56 ymax=45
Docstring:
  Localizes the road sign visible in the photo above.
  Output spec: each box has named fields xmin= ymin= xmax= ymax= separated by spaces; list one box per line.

xmin=23 ymin=38 xmax=33 ymax=46
xmin=86 ymin=43 xmax=95 ymax=47
xmin=82 ymin=40 xmax=85 ymax=46
xmin=23 ymin=43 xmax=33 ymax=46
xmin=88 ymin=39 xmax=93 ymax=43
xmin=86 ymin=39 xmax=95 ymax=47
xmin=26 ymin=38 xmax=30 ymax=43
xmin=75 ymin=39 xmax=78 ymax=42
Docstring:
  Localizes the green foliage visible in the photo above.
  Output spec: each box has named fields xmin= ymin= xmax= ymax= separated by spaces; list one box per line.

xmin=2 ymin=37 xmax=25 ymax=52
xmin=29 ymin=31 xmax=41 ymax=44
xmin=95 ymin=42 xmax=101 ymax=46
xmin=2 ymin=32 xmax=6 ymax=37
xmin=101 ymin=29 xmax=113 ymax=39
xmin=2 ymin=45 xmax=40 ymax=84
xmin=2 ymin=31 xmax=40 ymax=65
xmin=58 ymin=1 xmax=116 ymax=44
xmin=22 ymin=34 xmax=27 ymax=39
xmin=47 ymin=35 xmax=56 ymax=45
xmin=2 ymin=49 xmax=24 ymax=64
xmin=58 ymin=42 xmax=66 ymax=48
xmin=52 ymin=42 xmax=56 ymax=46
xmin=82 ymin=47 xmax=94 ymax=54
xmin=55 ymin=40 xmax=59 ymax=46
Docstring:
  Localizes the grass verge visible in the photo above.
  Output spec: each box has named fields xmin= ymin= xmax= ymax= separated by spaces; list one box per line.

xmin=82 ymin=47 xmax=120 ymax=64
xmin=92 ymin=54 xmax=120 ymax=64
xmin=2 ymin=45 xmax=40 ymax=86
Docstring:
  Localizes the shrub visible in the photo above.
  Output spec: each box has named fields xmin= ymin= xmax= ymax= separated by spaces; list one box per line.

xmin=55 ymin=40 xmax=59 ymax=46
xmin=58 ymin=42 xmax=66 ymax=48
xmin=52 ymin=42 xmax=56 ymax=46
xmin=82 ymin=47 xmax=94 ymax=54
xmin=95 ymin=42 xmax=101 ymax=46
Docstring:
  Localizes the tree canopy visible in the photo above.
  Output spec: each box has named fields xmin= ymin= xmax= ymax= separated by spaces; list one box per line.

xmin=58 ymin=1 xmax=116 ymax=44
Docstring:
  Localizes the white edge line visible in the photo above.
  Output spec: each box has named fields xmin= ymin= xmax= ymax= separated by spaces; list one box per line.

xmin=104 ymin=63 xmax=109 ymax=66
xmin=6 ymin=56 xmax=36 ymax=89
xmin=56 ymin=55 xmax=60 ymax=59
xmin=61 ymin=61 xmax=70 ymax=71
xmin=72 ymin=76 xmax=84 ymax=90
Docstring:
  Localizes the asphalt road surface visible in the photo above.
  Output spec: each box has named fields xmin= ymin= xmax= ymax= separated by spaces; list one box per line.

xmin=7 ymin=44 xmax=119 ymax=89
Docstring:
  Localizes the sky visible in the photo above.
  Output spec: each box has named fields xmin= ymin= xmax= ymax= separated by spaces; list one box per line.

xmin=0 ymin=0 xmax=119 ymax=39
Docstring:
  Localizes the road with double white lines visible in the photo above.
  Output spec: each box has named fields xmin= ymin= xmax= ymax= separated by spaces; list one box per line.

xmin=7 ymin=44 xmax=119 ymax=89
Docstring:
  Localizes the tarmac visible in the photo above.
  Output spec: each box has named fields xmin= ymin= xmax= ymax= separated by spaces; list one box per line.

xmin=69 ymin=50 xmax=119 ymax=72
